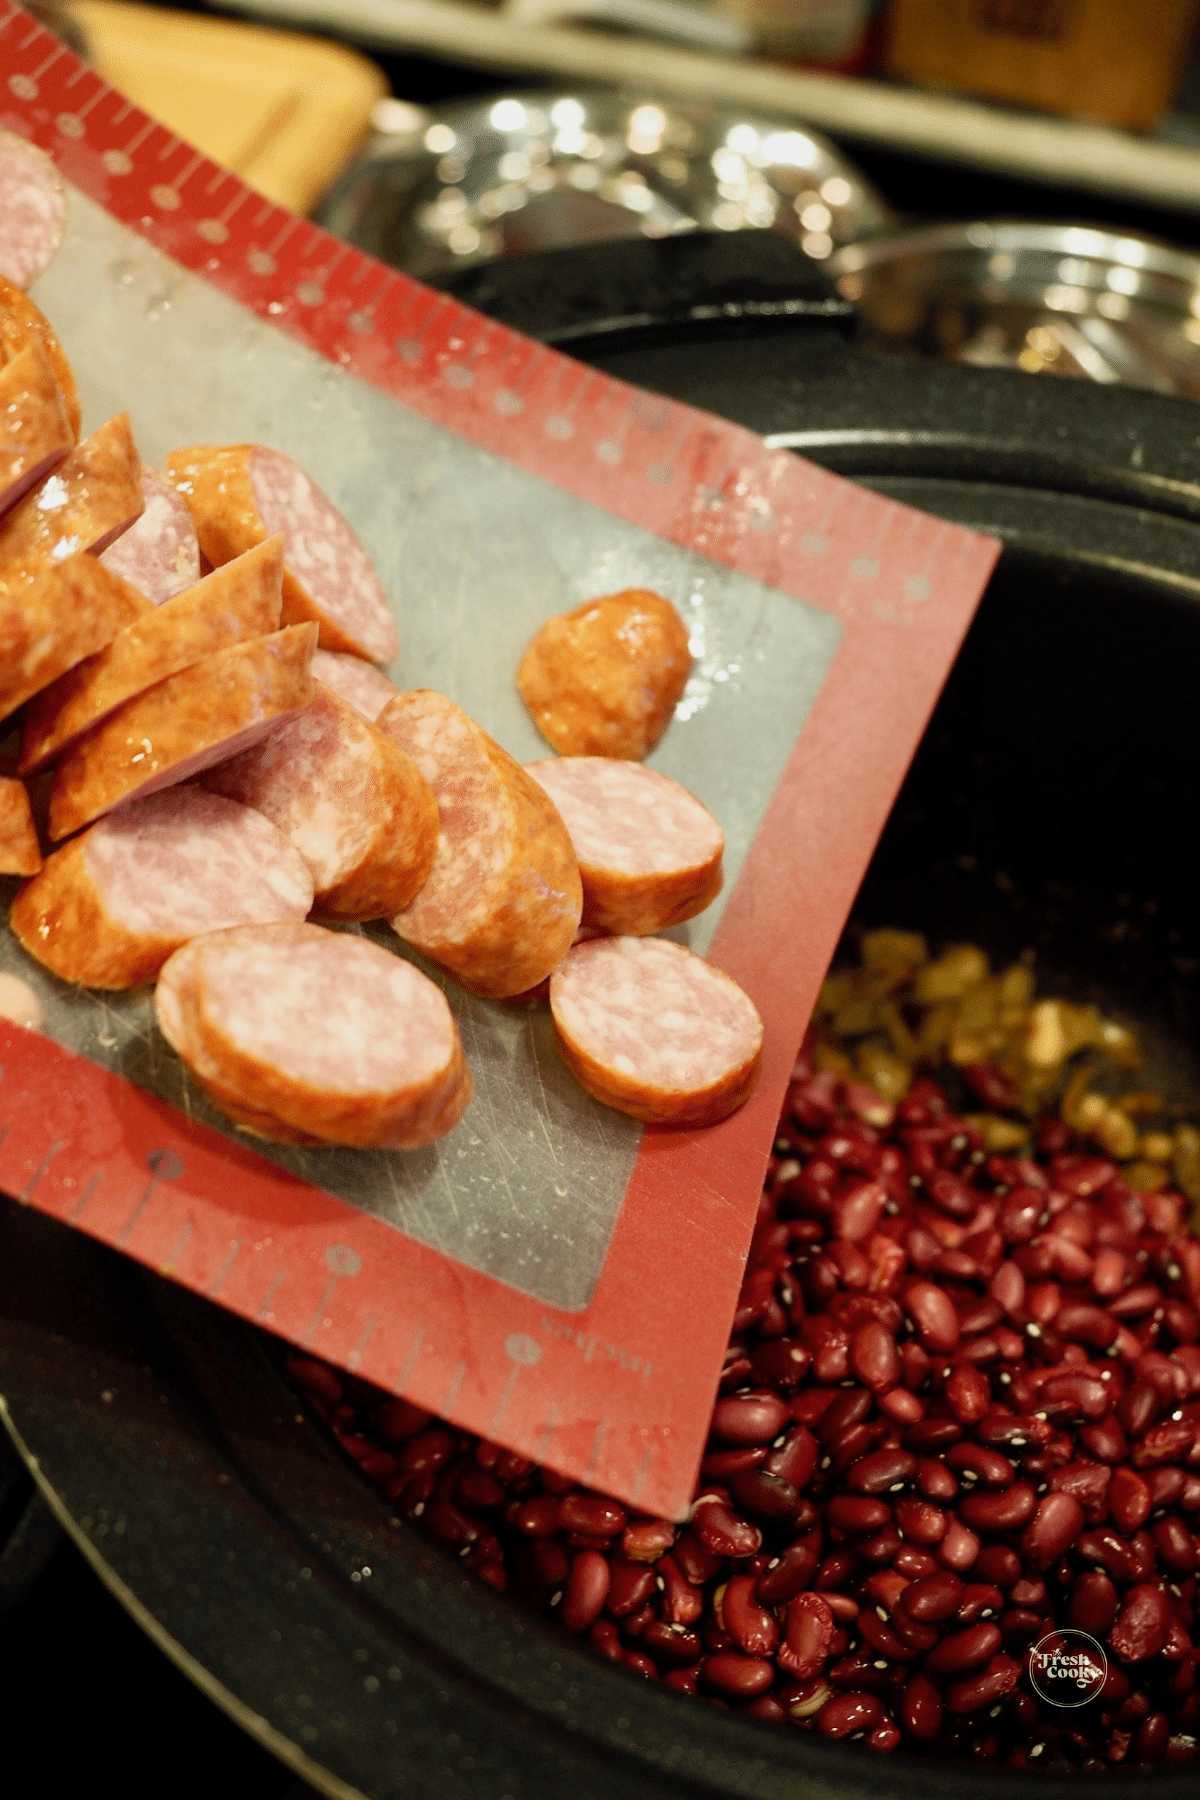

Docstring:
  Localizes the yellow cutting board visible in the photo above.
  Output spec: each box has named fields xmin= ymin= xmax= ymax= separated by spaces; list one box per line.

xmin=62 ymin=0 xmax=387 ymax=212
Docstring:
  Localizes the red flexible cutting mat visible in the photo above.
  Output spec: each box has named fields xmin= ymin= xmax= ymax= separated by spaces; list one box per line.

xmin=0 ymin=4 xmax=1000 ymax=1517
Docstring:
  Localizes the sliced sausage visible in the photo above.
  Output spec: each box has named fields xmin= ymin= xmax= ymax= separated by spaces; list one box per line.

xmin=549 ymin=934 xmax=763 ymax=1127
xmin=0 ymin=774 xmax=41 ymax=874
xmin=156 ymin=922 xmax=472 ymax=1149
xmin=377 ymin=689 xmax=582 ymax=998
xmin=311 ymin=648 xmax=399 ymax=722
xmin=20 ymin=537 xmax=284 ymax=774
xmin=100 ymin=464 xmax=201 ymax=604
xmin=0 ymin=341 xmax=73 ymax=520
xmin=0 ymin=271 xmax=80 ymax=439
xmin=0 ymin=970 xmax=42 ymax=1030
xmin=517 ymin=588 xmax=692 ymax=759
xmin=10 ymin=787 xmax=314 ymax=989
xmin=526 ymin=756 xmax=723 ymax=935
xmin=0 ymin=131 xmax=66 ymax=290
xmin=0 ymin=413 xmax=142 ymax=574
xmin=204 ymin=680 xmax=437 ymax=921
xmin=0 ymin=552 xmax=148 ymax=727
xmin=165 ymin=444 xmax=398 ymax=662
xmin=47 ymin=622 xmax=316 ymax=840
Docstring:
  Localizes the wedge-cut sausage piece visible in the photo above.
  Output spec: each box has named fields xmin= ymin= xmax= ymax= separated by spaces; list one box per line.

xmin=100 ymin=464 xmax=201 ymax=604
xmin=526 ymin=757 xmax=723 ymax=935
xmin=311 ymin=649 xmax=399 ymax=722
xmin=0 ymin=553 xmax=148 ymax=727
xmin=20 ymin=537 xmax=284 ymax=774
xmin=0 ymin=272 xmax=80 ymax=439
xmin=0 ymin=413 xmax=142 ymax=577
xmin=518 ymin=588 xmax=692 ymax=760
xmin=0 ymin=774 xmax=41 ymax=874
xmin=47 ymin=622 xmax=316 ymax=840
xmin=378 ymin=689 xmax=582 ymax=998
xmin=165 ymin=444 xmax=398 ymax=662
xmin=0 ymin=342 xmax=73 ymax=520
xmin=156 ymin=922 xmax=472 ymax=1149
xmin=550 ymin=935 xmax=762 ymax=1127
xmin=204 ymin=681 xmax=437 ymax=921
xmin=0 ymin=131 xmax=66 ymax=290
xmin=10 ymin=787 xmax=314 ymax=989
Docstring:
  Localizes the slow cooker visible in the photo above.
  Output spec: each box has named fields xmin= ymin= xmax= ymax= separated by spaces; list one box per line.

xmin=3 ymin=228 xmax=1200 ymax=1800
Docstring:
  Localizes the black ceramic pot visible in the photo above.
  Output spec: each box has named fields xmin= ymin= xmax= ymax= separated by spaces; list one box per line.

xmin=3 ymin=233 xmax=1200 ymax=1800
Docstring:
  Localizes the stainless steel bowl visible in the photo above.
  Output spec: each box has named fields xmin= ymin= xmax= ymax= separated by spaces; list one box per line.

xmin=830 ymin=221 xmax=1200 ymax=398
xmin=317 ymin=88 xmax=893 ymax=282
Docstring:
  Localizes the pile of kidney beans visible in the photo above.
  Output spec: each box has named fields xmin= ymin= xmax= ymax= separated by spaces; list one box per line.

xmin=287 ymin=1033 xmax=1200 ymax=1771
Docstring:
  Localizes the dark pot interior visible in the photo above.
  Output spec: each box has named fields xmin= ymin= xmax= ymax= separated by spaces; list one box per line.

xmin=3 ymin=235 xmax=1200 ymax=1800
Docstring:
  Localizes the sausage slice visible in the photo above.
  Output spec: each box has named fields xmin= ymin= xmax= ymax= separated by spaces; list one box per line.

xmin=517 ymin=588 xmax=692 ymax=759
xmin=311 ymin=648 xmax=399 ymax=722
xmin=165 ymin=444 xmax=398 ymax=662
xmin=156 ymin=922 xmax=472 ymax=1149
xmin=0 ymin=341 xmax=73 ymax=520
xmin=47 ymin=622 xmax=316 ymax=839
xmin=10 ymin=787 xmax=314 ymax=989
xmin=378 ymin=689 xmax=582 ymax=998
xmin=0 ymin=271 xmax=80 ymax=439
xmin=0 ymin=552 xmax=148 ymax=727
xmin=526 ymin=756 xmax=723 ymax=935
xmin=20 ymin=537 xmax=284 ymax=774
xmin=204 ymin=680 xmax=437 ymax=921
xmin=100 ymin=464 xmax=201 ymax=604
xmin=0 ymin=131 xmax=66 ymax=290
xmin=0 ymin=774 xmax=41 ymax=875
xmin=0 ymin=412 xmax=143 ymax=575
xmin=549 ymin=935 xmax=763 ymax=1126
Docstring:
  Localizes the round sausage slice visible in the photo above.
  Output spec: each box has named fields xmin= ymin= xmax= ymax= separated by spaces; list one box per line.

xmin=517 ymin=588 xmax=692 ymax=760
xmin=0 ymin=341 xmax=73 ymax=520
xmin=0 ymin=774 xmax=41 ymax=875
xmin=10 ymin=787 xmax=314 ymax=989
xmin=20 ymin=537 xmax=284 ymax=775
xmin=204 ymin=681 xmax=437 ymax=921
xmin=100 ymin=464 xmax=201 ymax=604
xmin=47 ymin=622 xmax=316 ymax=840
xmin=156 ymin=922 xmax=472 ymax=1149
xmin=0 ymin=552 xmax=148 ymax=728
xmin=0 ymin=131 xmax=66 ymax=290
xmin=549 ymin=935 xmax=762 ymax=1127
xmin=311 ymin=649 xmax=399 ymax=722
xmin=0 ymin=413 xmax=143 ymax=576
xmin=165 ymin=444 xmax=398 ymax=662
xmin=0 ymin=272 xmax=80 ymax=439
xmin=378 ymin=689 xmax=582 ymax=998
xmin=526 ymin=757 xmax=723 ymax=935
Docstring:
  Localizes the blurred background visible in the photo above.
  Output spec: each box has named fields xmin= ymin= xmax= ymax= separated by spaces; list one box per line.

xmin=9 ymin=1 xmax=1200 ymax=1793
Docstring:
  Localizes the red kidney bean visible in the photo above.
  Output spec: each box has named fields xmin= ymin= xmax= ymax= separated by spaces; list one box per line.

xmin=833 ymin=1180 xmax=889 ymax=1243
xmin=1119 ymin=1379 xmax=1161 ymax=1437
xmin=816 ymin=1550 xmax=859 ymax=1591
xmin=1079 ymin=1417 xmax=1129 ymax=1464
xmin=1021 ymin=1493 xmax=1084 ymax=1569
xmin=777 ymin=1591 xmax=834 ymax=1679
xmin=947 ymin=1442 xmax=1015 ymax=1488
xmin=917 ymin=1458 xmax=958 ymax=1500
xmin=1040 ymin=1374 xmax=1111 ymax=1422
xmin=954 ymin=1583 xmax=1005 ymax=1625
xmin=710 ymin=1390 xmax=791 ymax=1447
xmin=672 ymin=1531 xmax=722 ymax=1586
xmin=946 ymin=1363 xmax=991 ymax=1425
xmin=957 ymin=1289 xmax=1004 ymax=1333
xmin=900 ymin=1672 xmax=944 ymax=1741
xmin=816 ymin=1692 xmax=884 ymax=1739
xmin=846 ymin=1447 xmax=917 ymax=1495
xmin=894 ymin=1546 xmax=939 ymax=1579
xmin=702 ymin=1652 xmax=775 ymax=1698
xmin=990 ymin=1260 xmax=1026 ymax=1316
xmin=959 ymin=1483 xmax=1036 ymax=1533
xmin=727 ymin=1470 xmax=801 ymax=1528
xmin=1147 ymin=1466 xmax=1187 ymax=1511
xmin=606 ymin=1557 xmax=657 ymax=1617
xmin=642 ymin=1621 xmax=703 ymax=1667
xmin=721 ymin=1574 xmax=780 ymax=1656
xmin=904 ymin=1280 xmax=961 ymax=1353
xmin=1134 ymin=1712 xmax=1171 ymax=1763
xmin=558 ymin=1493 xmax=627 ymax=1538
xmin=1108 ymin=1465 xmax=1152 ymax=1533
xmin=764 ymin=1425 xmax=818 ymax=1491
xmin=937 ymin=1518 xmax=981 ymax=1573
xmin=749 ymin=1338 xmax=811 ymax=1391
xmin=900 ymin=1569 xmax=964 ymax=1622
xmin=1067 ymin=1570 xmax=1118 ymax=1635
xmin=621 ymin=1520 xmax=675 ymax=1563
xmin=857 ymin=1608 xmax=918 ymax=1663
xmin=878 ymin=1388 xmax=924 ymax=1425
xmin=754 ymin=1540 xmax=819 ymax=1607
xmin=828 ymin=1423 xmax=880 ymax=1480
xmin=1048 ymin=1458 xmax=1111 ymax=1520
xmin=656 ymin=1554 xmax=703 ymax=1625
xmin=701 ymin=1447 xmax=768 ymax=1482
xmin=850 ymin=1320 xmax=900 ymax=1393
xmin=690 ymin=1498 xmax=762 ymax=1559
xmin=894 ymin=1497 xmax=948 ymax=1545
xmin=973 ymin=1415 xmax=1044 ymax=1451
xmin=622 ymin=1650 xmax=659 ymax=1680
xmin=514 ymin=1494 xmax=561 ymax=1537
xmin=1091 ymin=1248 xmax=1128 ymax=1298
xmin=1152 ymin=1516 xmax=1197 ymax=1575
xmin=815 ymin=1389 xmax=873 ymax=1445
xmin=858 ymin=1525 xmax=904 ymax=1566
xmin=828 ymin=1495 xmax=892 ymax=1534
xmin=925 ymin=1622 xmax=1002 ymax=1676
xmin=1132 ymin=1420 xmax=1194 ymax=1468
xmin=903 ymin=1418 xmax=963 ymax=1454
xmin=944 ymin=1654 xmax=1021 ymax=1715
xmin=1056 ymin=1303 xmax=1119 ymax=1351
xmin=975 ymin=1545 xmax=1022 ymax=1589
xmin=1110 ymin=1585 xmax=1173 ymax=1662
xmin=561 ymin=1550 xmax=610 ymax=1632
